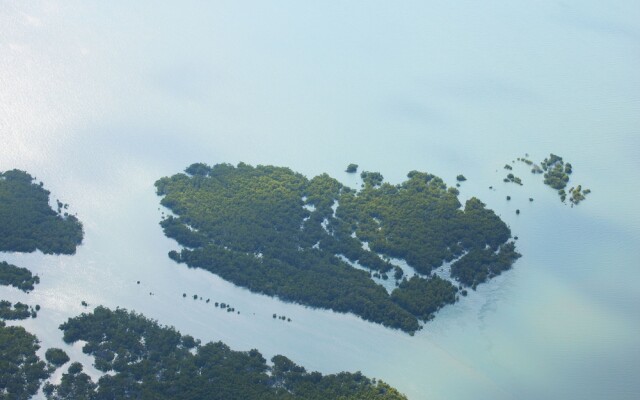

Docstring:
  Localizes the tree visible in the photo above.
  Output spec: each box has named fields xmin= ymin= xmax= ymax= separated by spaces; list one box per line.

xmin=45 ymin=348 xmax=70 ymax=367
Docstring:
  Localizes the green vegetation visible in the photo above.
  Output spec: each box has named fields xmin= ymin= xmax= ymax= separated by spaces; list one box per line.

xmin=0 ymin=170 xmax=84 ymax=398
xmin=539 ymin=154 xmax=590 ymax=204
xmin=360 ymin=171 xmax=384 ymax=187
xmin=569 ymin=185 xmax=590 ymax=205
xmin=0 ymin=169 xmax=83 ymax=254
xmin=0 ymin=321 xmax=50 ymax=399
xmin=559 ymin=189 xmax=567 ymax=202
xmin=156 ymin=163 xmax=518 ymax=333
xmin=503 ymin=173 xmax=522 ymax=185
xmin=346 ymin=163 xmax=359 ymax=173
xmin=0 ymin=261 xmax=40 ymax=292
xmin=45 ymin=348 xmax=70 ymax=367
xmin=43 ymin=362 xmax=97 ymax=400
xmin=390 ymin=276 xmax=457 ymax=322
xmin=517 ymin=156 xmax=543 ymax=173
xmin=45 ymin=306 xmax=407 ymax=400
xmin=456 ymin=174 xmax=467 ymax=181
xmin=451 ymin=242 xmax=521 ymax=289
xmin=514 ymin=154 xmax=590 ymax=204
xmin=0 ymin=300 xmax=37 ymax=320
xmin=504 ymin=164 xmax=512 ymax=170
xmin=517 ymin=157 xmax=533 ymax=166
xmin=541 ymin=154 xmax=570 ymax=190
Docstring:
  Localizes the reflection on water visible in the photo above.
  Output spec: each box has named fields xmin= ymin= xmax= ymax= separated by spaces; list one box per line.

xmin=1 ymin=1 xmax=639 ymax=399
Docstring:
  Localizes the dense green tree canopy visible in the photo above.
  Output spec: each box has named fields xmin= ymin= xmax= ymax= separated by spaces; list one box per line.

xmin=43 ymin=362 xmax=97 ymax=400
xmin=0 ymin=300 xmax=37 ymax=320
xmin=0 ymin=321 xmax=50 ymax=399
xmin=0 ymin=261 xmax=40 ymax=292
xmin=0 ymin=169 xmax=83 ymax=254
xmin=156 ymin=163 xmax=518 ymax=333
xmin=45 ymin=348 xmax=70 ymax=367
xmin=0 ymin=169 xmax=87 ymax=399
xmin=47 ymin=307 xmax=407 ymax=400
xmin=541 ymin=154 xmax=570 ymax=191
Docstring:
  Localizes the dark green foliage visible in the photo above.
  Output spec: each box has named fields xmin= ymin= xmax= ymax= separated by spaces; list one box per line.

xmin=542 ymin=153 xmax=570 ymax=191
xmin=270 ymin=354 xmax=407 ymax=400
xmin=0 ymin=300 xmax=36 ymax=320
xmin=0 ymin=261 xmax=39 ymax=292
xmin=543 ymin=166 xmax=569 ymax=190
xmin=49 ymin=307 xmax=407 ymax=400
xmin=541 ymin=154 xmax=563 ymax=170
xmin=513 ymin=154 xmax=591 ymax=205
xmin=340 ymin=173 xmax=511 ymax=275
xmin=564 ymin=162 xmax=572 ymax=174
xmin=0 ymin=171 xmax=82 ymax=398
xmin=393 ymin=266 xmax=403 ymax=280
xmin=43 ymin=362 xmax=97 ymax=400
xmin=456 ymin=174 xmax=467 ymax=181
xmin=184 ymin=163 xmax=212 ymax=176
xmin=178 ymin=244 xmax=418 ymax=332
xmin=360 ymin=171 xmax=384 ymax=187
xmin=390 ymin=276 xmax=457 ymax=322
xmin=45 ymin=348 xmax=70 ymax=367
xmin=68 ymin=362 xmax=83 ymax=375
xmin=517 ymin=157 xmax=533 ymax=166
xmin=569 ymin=185 xmax=589 ymax=205
xmin=346 ymin=163 xmax=359 ymax=173
xmin=156 ymin=163 xmax=517 ymax=333
xmin=504 ymin=173 xmax=522 ymax=185
xmin=450 ymin=242 xmax=521 ymax=289
xmin=504 ymin=164 xmax=512 ymax=170
xmin=0 ymin=169 xmax=83 ymax=254
xmin=0 ymin=322 xmax=50 ymax=399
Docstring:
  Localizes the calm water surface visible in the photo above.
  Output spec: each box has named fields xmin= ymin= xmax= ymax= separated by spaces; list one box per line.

xmin=1 ymin=2 xmax=639 ymax=399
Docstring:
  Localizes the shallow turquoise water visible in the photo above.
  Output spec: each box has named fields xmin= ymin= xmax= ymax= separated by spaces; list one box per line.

xmin=1 ymin=1 xmax=639 ymax=399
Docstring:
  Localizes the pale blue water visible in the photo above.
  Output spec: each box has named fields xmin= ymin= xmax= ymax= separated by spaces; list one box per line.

xmin=1 ymin=1 xmax=639 ymax=399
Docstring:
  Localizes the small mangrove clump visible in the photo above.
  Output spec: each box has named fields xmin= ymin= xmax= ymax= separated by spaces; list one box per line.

xmin=542 ymin=153 xmax=570 ymax=190
xmin=512 ymin=153 xmax=590 ymax=205
xmin=504 ymin=173 xmax=523 ymax=185
xmin=569 ymin=185 xmax=590 ymax=205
